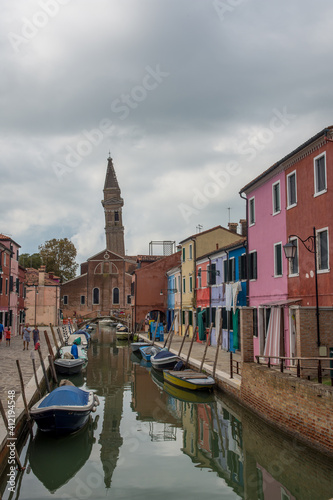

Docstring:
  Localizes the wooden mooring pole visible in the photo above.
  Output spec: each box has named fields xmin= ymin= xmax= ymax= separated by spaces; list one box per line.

xmin=213 ymin=316 xmax=223 ymax=379
xmin=16 ymin=360 xmax=33 ymax=436
xmin=178 ymin=324 xmax=189 ymax=356
xmin=199 ymin=323 xmax=213 ymax=373
xmin=37 ymin=347 xmax=51 ymax=393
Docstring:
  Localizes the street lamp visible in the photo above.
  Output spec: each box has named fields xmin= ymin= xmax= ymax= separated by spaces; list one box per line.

xmin=283 ymin=226 xmax=320 ymax=347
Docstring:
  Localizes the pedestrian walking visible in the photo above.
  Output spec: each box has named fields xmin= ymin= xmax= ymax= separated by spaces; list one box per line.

xmin=23 ymin=323 xmax=31 ymax=350
xmin=32 ymin=325 xmax=40 ymax=347
xmin=0 ymin=322 xmax=4 ymax=344
xmin=5 ymin=328 xmax=11 ymax=346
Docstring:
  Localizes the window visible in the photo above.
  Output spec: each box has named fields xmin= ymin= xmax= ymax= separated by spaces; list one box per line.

xmin=5 ymin=279 xmax=8 ymax=295
xmin=178 ymin=276 xmax=181 ymax=293
xmin=274 ymin=243 xmax=283 ymax=277
xmin=249 ymin=197 xmax=255 ymax=225
xmin=248 ymin=251 xmax=257 ymax=280
xmin=314 ymin=153 xmax=327 ymax=195
xmin=127 ymin=295 xmax=131 ymax=304
xmin=92 ymin=288 xmax=99 ymax=305
xmin=188 ymin=310 xmax=193 ymax=326
xmin=182 ymin=310 xmax=185 ymax=325
xmin=272 ymin=181 xmax=281 ymax=214
xmin=16 ymin=278 xmax=19 ymax=294
xmin=198 ymin=268 xmax=202 ymax=288
xmin=287 ymin=170 xmax=297 ymax=207
xmin=189 ymin=244 xmax=193 ymax=260
xmin=228 ymin=259 xmax=235 ymax=282
xmin=239 ymin=253 xmax=247 ymax=280
xmin=288 ymin=238 xmax=299 ymax=275
xmin=317 ymin=228 xmax=329 ymax=271
xmin=80 ymin=295 xmax=85 ymax=305
xmin=208 ymin=263 xmax=217 ymax=285
xmin=182 ymin=277 xmax=186 ymax=293
xmin=9 ymin=276 xmax=13 ymax=292
xmin=114 ymin=211 xmax=119 ymax=222
xmin=189 ymin=276 xmax=193 ymax=293
xmin=113 ymin=287 xmax=120 ymax=304
xmin=63 ymin=295 xmax=68 ymax=305
xmin=182 ymin=247 xmax=186 ymax=262
xmin=0 ymin=276 xmax=2 ymax=294
xmin=211 ymin=307 xmax=216 ymax=327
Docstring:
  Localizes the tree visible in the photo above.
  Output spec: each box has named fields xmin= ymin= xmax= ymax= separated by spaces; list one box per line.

xmin=38 ymin=238 xmax=78 ymax=282
xmin=19 ymin=253 xmax=42 ymax=269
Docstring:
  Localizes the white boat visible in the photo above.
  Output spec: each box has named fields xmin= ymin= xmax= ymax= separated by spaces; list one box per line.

xmin=130 ymin=341 xmax=151 ymax=353
xmin=60 ymin=345 xmax=88 ymax=361
xmin=151 ymin=348 xmax=182 ymax=371
xmin=54 ymin=358 xmax=85 ymax=375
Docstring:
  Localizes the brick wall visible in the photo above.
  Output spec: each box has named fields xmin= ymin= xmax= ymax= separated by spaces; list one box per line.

xmin=241 ymin=363 xmax=333 ymax=455
xmin=240 ymin=307 xmax=254 ymax=363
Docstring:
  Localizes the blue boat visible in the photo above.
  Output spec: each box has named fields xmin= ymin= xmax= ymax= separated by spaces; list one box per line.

xmin=139 ymin=345 xmax=161 ymax=362
xmin=30 ymin=386 xmax=99 ymax=434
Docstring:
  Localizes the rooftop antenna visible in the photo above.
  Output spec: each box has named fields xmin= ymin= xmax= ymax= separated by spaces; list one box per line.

xmin=227 ymin=207 xmax=231 ymax=224
xmin=196 ymin=224 xmax=203 ymax=233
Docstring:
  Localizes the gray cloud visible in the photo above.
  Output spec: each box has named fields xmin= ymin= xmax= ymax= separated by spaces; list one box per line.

xmin=1 ymin=0 xmax=333 ymax=265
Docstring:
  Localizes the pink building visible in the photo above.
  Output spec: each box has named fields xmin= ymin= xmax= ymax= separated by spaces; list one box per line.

xmin=241 ymin=171 xmax=290 ymax=360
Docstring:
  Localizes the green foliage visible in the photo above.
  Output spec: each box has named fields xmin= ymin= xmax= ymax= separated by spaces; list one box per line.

xmin=38 ymin=238 xmax=78 ymax=282
xmin=19 ymin=252 xmax=42 ymax=269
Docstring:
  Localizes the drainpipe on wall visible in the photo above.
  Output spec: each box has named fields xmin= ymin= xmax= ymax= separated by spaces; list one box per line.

xmin=191 ymin=237 xmax=197 ymax=336
xmin=239 ymin=191 xmax=249 ymax=307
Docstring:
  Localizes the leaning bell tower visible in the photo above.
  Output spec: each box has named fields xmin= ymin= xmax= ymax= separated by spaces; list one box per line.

xmin=101 ymin=155 xmax=125 ymax=255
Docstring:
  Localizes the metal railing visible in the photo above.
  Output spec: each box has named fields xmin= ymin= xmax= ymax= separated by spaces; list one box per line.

xmin=230 ymin=351 xmax=242 ymax=379
xmin=256 ymin=355 xmax=333 ymax=385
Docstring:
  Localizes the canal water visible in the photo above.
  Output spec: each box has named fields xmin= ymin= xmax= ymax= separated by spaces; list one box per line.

xmin=1 ymin=325 xmax=333 ymax=500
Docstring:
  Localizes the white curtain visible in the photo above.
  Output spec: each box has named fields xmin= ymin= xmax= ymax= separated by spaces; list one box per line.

xmin=263 ymin=307 xmax=281 ymax=362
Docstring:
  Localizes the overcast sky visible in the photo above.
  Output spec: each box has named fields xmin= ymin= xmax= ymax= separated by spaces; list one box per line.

xmin=2 ymin=0 xmax=333 ymax=266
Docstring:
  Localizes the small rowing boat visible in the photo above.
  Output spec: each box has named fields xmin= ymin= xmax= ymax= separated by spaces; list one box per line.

xmin=163 ymin=369 xmax=215 ymax=391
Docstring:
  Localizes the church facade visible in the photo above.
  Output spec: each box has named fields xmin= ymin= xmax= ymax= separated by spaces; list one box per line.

xmin=60 ymin=156 xmax=136 ymax=322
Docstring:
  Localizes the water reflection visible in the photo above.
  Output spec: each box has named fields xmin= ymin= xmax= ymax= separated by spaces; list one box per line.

xmin=0 ymin=325 xmax=332 ymax=500
xmin=28 ymin=417 xmax=96 ymax=493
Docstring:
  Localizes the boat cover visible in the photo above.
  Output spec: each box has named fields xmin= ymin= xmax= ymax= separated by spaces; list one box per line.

xmin=39 ymin=387 xmax=89 ymax=408
xmin=153 ymin=350 xmax=176 ymax=359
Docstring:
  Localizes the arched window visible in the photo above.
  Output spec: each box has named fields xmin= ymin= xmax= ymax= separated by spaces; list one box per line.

xmin=93 ymin=287 xmax=99 ymax=305
xmin=113 ymin=287 xmax=119 ymax=304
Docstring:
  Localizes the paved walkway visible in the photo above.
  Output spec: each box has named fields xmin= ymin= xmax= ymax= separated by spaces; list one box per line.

xmin=0 ymin=326 xmax=60 ymax=404
xmin=137 ymin=331 xmax=242 ymax=388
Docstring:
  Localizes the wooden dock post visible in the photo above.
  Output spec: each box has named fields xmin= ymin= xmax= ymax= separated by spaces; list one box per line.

xmin=48 ymin=354 xmax=58 ymax=384
xmin=56 ymin=327 xmax=65 ymax=347
xmin=163 ymin=314 xmax=177 ymax=348
xmin=200 ymin=323 xmax=213 ymax=372
xmin=178 ymin=324 xmax=189 ymax=356
xmin=213 ymin=318 xmax=223 ymax=379
xmin=49 ymin=324 xmax=59 ymax=351
xmin=44 ymin=330 xmax=54 ymax=359
xmin=31 ymin=355 xmax=42 ymax=399
xmin=185 ymin=327 xmax=197 ymax=367
xmin=37 ymin=346 xmax=51 ymax=393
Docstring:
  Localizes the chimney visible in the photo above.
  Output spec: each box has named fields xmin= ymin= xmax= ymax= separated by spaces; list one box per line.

xmin=228 ymin=222 xmax=238 ymax=233
xmin=38 ymin=265 xmax=46 ymax=286
xmin=239 ymin=219 xmax=247 ymax=237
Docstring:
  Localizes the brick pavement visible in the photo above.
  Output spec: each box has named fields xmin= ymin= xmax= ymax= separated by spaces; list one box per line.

xmin=0 ymin=326 xmax=61 ymax=404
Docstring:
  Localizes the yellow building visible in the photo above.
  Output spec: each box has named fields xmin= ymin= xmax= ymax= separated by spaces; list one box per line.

xmin=179 ymin=225 xmax=242 ymax=337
